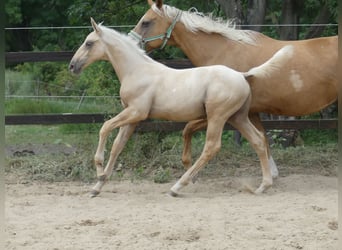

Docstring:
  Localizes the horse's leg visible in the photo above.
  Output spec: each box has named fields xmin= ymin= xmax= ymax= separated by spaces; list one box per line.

xmin=92 ymin=107 xmax=147 ymax=196
xmin=91 ymin=123 xmax=137 ymax=197
xmin=94 ymin=107 xmax=146 ymax=176
xmin=182 ymin=119 xmax=208 ymax=169
xmin=249 ymin=113 xmax=279 ymax=178
xmin=230 ymin=112 xmax=272 ymax=194
xmin=171 ymin=118 xmax=225 ymax=196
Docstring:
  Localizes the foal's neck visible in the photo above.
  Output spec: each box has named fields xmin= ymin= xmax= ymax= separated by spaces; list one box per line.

xmin=104 ymin=40 xmax=152 ymax=81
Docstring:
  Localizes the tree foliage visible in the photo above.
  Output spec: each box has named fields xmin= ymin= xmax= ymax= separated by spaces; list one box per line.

xmin=5 ymin=0 xmax=337 ymax=97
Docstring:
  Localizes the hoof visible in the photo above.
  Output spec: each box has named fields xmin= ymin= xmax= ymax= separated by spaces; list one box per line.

xmin=191 ymin=176 xmax=198 ymax=184
xmin=169 ymin=190 xmax=179 ymax=197
xmin=254 ymin=184 xmax=271 ymax=195
xmin=90 ymin=189 xmax=100 ymax=198
xmin=254 ymin=189 xmax=263 ymax=195
xmin=242 ymin=184 xmax=255 ymax=194
xmin=168 ymin=188 xmax=185 ymax=198
xmin=97 ymin=175 xmax=107 ymax=182
xmin=271 ymin=171 xmax=279 ymax=179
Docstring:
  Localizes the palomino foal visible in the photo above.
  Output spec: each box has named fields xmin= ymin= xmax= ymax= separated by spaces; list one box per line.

xmin=69 ymin=18 xmax=291 ymax=197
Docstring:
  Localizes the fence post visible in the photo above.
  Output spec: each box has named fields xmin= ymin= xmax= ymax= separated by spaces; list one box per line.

xmin=77 ymin=90 xmax=87 ymax=110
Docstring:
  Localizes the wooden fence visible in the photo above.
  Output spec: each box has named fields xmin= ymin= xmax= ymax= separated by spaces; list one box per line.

xmin=5 ymin=51 xmax=194 ymax=68
xmin=5 ymin=51 xmax=337 ymax=131
xmin=4 ymin=113 xmax=337 ymax=132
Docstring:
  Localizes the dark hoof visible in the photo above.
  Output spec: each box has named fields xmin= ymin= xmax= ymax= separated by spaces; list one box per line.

xmin=97 ymin=175 xmax=107 ymax=182
xmin=169 ymin=190 xmax=179 ymax=197
xmin=168 ymin=191 xmax=185 ymax=198
xmin=90 ymin=190 xmax=100 ymax=198
xmin=192 ymin=176 xmax=198 ymax=184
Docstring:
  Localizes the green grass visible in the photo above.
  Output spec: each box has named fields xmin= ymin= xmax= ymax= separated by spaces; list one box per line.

xmin=299 ymin=129 xmax=338 ymax=146
xmin=5 ymin=97 xmax=123 ymax=134
xmin=5 ymin=125 xmax=91 ymax=145
xmin=5 ymin=70 xmax=35 ymax=96
xmin=5 ymin=97 xmax=122 ymax=115
xmin=5 ymin=125 xmax=338 ymax=183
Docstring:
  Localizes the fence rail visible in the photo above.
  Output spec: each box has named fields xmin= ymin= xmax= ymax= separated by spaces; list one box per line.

xmin=5 ymin=51 xmax=194 ymax=68
xmin=5 ymin=114 xmax=337 ymax=132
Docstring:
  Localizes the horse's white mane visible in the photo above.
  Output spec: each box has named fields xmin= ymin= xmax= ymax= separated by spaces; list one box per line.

xmin=152 ymin=4 xmax=256 ymax=45
xmin=98 ymin=24 xmax=149 ymax=56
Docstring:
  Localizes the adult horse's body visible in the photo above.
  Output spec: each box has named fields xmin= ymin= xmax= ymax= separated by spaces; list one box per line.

xmin=69 ymin=18 xmax=291 ymax=197
xmin=130 ymin=0 xmax=338 ymax=177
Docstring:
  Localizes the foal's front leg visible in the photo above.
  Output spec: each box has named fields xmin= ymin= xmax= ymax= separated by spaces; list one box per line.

xmin=171 ymin=119 xmax=224 ymax=196
xmin=92 ymin=107 xmax=147 ymax=197
xmin=91 ymin=123 xmax=137 ymax=197
xmin=94 ymin=108 xmax=145 ymax=176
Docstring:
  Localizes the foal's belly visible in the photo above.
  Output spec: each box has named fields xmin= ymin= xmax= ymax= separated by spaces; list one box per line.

xmin=149 ymin=105 xmax=206 ymax=122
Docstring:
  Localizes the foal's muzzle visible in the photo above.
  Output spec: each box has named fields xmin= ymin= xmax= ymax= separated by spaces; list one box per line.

xmin=69 ymin=60 xmax=83 ymax=75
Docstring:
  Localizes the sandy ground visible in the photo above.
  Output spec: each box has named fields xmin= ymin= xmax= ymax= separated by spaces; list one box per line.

xmin=5 ymin=174 xmax=338 ymax=250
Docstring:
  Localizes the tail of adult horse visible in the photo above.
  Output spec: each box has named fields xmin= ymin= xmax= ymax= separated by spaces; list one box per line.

xmin=243 ymin=45 xmax=294 ymax=79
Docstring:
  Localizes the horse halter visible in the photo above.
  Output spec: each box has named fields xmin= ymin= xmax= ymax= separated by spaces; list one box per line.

xmin=129 ymin=10 xmax=182 ymax=51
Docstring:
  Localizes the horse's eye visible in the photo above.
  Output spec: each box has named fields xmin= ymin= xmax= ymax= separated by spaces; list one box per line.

xmin=85 ymin=41 xmax=93 ymax=48
xmin=141 ymin=21 xmax=150 ymax=28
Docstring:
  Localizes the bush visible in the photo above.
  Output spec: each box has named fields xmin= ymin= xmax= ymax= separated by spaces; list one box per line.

xmin=154 ymin=167 xmax=172 ymax=183
xmin=5 ymin=69 xmax=35 ymax=96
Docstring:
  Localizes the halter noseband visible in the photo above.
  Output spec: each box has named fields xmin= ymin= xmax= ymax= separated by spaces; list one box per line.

xmin=129 ymin=11 xmax=182 ymax=51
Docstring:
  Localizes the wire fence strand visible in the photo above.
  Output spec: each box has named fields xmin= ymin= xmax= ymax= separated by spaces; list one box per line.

xmin=4 ymin=23 xmax=338 ymax=30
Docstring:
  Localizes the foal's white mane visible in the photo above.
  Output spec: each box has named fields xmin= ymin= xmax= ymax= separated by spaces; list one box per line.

xmin=99 ymin=24 xmax=152 ymax=60
xmin=152 ymin=4 xmax=256 ymax=45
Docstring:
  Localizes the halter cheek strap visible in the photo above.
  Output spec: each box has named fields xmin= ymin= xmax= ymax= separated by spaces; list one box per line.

xmin=129 ymin=11 xmax=182 ymax=51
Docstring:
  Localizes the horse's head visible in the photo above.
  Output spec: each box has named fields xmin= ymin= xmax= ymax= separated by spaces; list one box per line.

xmin=69 ymin=18 xmax=108 ymax=74
xmin=129 ymin=0 xmax=180 ymax=52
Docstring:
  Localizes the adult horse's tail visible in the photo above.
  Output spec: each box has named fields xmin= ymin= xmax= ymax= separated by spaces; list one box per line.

xmin=243 ymin=45 xmax=294 ymax=79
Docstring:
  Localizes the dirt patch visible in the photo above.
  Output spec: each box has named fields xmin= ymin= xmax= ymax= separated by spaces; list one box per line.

xmin=6 ymin=143 xmax=77 ymax=157
xmin=5 ymin=174 xmax=338 ymax=250
xmin=4 ymin=140 xmax=338 ymax=249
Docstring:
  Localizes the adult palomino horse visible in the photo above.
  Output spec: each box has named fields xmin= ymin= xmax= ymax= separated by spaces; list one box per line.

xmin=69 ymin=18 xmax=292 ymax=197
xmin=130 ymin=0 xmax=338 ymax=178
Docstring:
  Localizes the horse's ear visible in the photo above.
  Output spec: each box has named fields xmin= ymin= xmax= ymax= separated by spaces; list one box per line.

xmin=90 ymin=17 xmax=101 ymax=34
xmin=156 ymin=0 xmax=163 ymax=9
xmin=148 ymin=0 xmax=162 ymax=9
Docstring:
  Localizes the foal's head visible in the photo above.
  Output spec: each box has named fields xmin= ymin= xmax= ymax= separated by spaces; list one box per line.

xmin=131 ymin=0 xmax=179 ymax=51
xmin=69 ymin=18 xmax=107 ymax=74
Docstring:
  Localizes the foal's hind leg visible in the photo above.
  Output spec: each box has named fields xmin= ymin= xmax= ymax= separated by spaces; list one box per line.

xmin=182 ymin=119 xmax=208 ymax=169
xmin=229 ymin=114 xmax=272 ymax=194
xmin=171 ymin=119 xmax=225 ymax=196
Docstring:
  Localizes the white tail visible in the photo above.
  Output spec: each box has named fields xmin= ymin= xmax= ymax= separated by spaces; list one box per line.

xmin=243 ymin=45 xmax=294 ymax=79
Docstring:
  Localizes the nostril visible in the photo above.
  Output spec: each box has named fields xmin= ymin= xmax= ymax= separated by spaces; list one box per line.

xmin=69 ymin=64 xmax=74 ymax=71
